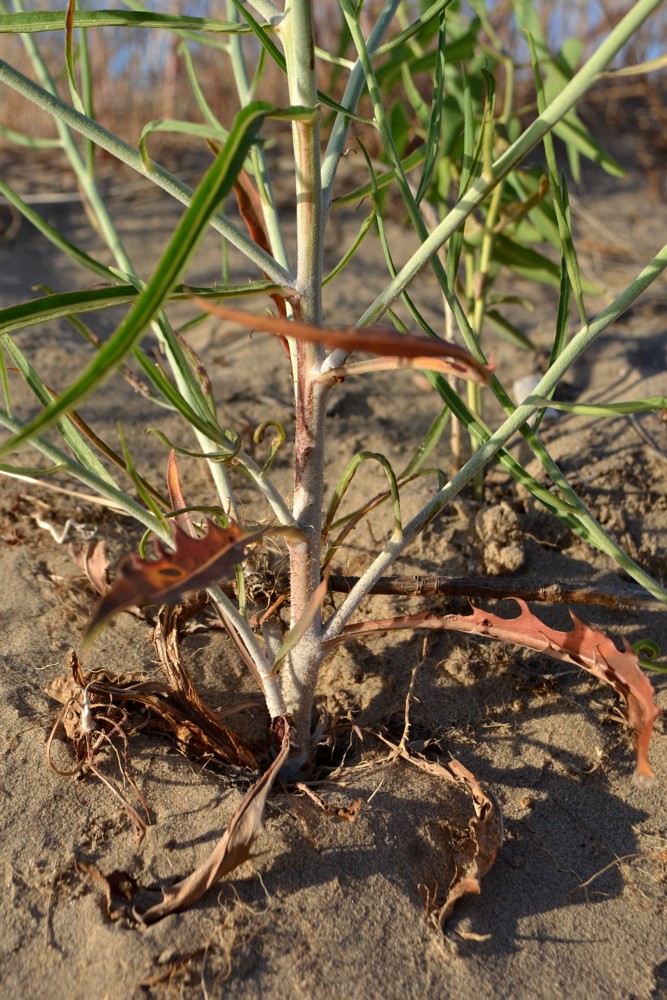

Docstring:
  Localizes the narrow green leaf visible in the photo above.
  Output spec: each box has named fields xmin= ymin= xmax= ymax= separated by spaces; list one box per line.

xmin=531 ymin=396 xmax=667 ymax=417
xmin=399 ymin=405 xmax=451 ymax=478
xmin=323 ymin=211 xmax=375 ymax=285
xmin=0 ymin=281 xmax=280 ymax=336
xmin=0 ymin=127 xmax=60 ymax=147
xmin=333 ymin=147 xmax=426 ymax=207
xmin=139 ymin=119 xmax=226 ymax=169
xmin=0 ymin=10 xmax=248 ymax=33
xmin=485 ymin=309 xmax=538 ymax=352
xmin=2 ymin=335 xmax=118 ymax=487
xmin=0 ymin=101 xmax=272 ymax=458
xmin=415 ymin=11 xmax=446 ymax=205
xmin=0 ymin=406 xmax=166 ymax=536
xmin=64 ymin=0 xmax=85 ymax=114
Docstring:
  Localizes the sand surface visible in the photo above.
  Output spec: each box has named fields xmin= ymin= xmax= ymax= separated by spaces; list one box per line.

xmin=0 ymin=139 xmax=666 ymax=999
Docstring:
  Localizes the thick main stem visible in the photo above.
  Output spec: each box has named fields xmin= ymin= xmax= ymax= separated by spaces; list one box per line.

xmin=278 ymin=1 xmax=329 ymax=768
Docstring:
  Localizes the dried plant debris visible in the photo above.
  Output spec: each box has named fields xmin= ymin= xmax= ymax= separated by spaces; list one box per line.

xmin=74 ymin=859 xmax=139 ymax=921
xmin=46 ymin=652 xmax=151 ymax=842
xmin=151 ymin=596 xmax=258 ymax=769
xmin=48 ymin=640 xmax=257 ymax=780
xmin=136 ymin=720 xmax=290 ymax=924
xmin=339 ymin=601 xmax=660 ymax=783
xmin=69 ymin=538 xmax=110 ymax=595
xmin=294 ymin=782 xmax=363 ymax=822
xmin=377 ymin=735 xmax=503 ymax=925
xmin=86 ymin=520 xmax=268 ymax=635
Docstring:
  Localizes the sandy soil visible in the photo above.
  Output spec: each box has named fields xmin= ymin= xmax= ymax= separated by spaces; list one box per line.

xmin=0 ymin=138 xmax=666 ymax=999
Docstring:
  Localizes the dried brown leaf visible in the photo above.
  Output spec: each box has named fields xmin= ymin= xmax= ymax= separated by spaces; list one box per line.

xmin=152 ymin=600 xmax=258 ymax=769
xmin=137 ymin=722 xmax=290 ymax=924
xmin=87 ymin=520 xmax=266 ymax=637
xmin=339 ymin=601 xmax=660 ymax=783
xmin=69 ymin=539 xmax=110 ymax=595
xmin=74 ymin=859 xmax=139 ymax=921
xmin=190 ymin=300 xmax=492 ymax=385
xmin=231 ymin=169 xmax=288 ymax=322
xmin=375 ymin=735 xmax=503 ymax=923
xmin=48 ymin=647 xmax=257 ymax=769
xmin=294 ymin=783 xmax=363 ymax=822
xmin=438 ymin=758 xmax=503 ymax=924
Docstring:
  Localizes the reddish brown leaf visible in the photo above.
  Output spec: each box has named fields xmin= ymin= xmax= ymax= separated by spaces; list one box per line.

xmin=439 ymin=758 xmax=503 ymax=923
xmin=190 ymin=299 xmax=492 ymax=385
xmin=232 ymin=170 xmax=273 ymax=259
xmin=337 ymin=600 xmax=660 ymax=783
xmin=231 ymin=169 xmax=288 ymax=321
xmin=166 ymin=449 xmax=197 ymax=538
xmin=87 ymin=520 xmax=266 ymax=637
xmin=137 ymin=722 xmax=290 ymax=924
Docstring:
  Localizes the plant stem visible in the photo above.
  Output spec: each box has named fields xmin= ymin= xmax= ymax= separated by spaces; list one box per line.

xmin=358 ymin=0 xmax=665 ymax=327
xmin=277 ymin=0 xmax=330 ymax=766
xmin=321 ymin=0 xmax=401 ymax=217
xmin=324 ymin=241 xmax=667 ymax=638
xmin=0 ymin=59 xmax=292 ymax=287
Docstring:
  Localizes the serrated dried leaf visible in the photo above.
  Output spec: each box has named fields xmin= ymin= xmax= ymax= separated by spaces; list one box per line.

xmin=87 ymin=520 xmax=264 ymax=636
xmin=453 ymin=602 xmax=660 ymax=784
xmin=342 ymin=601 xmax=660 ymax=782
xmin=137 ymin=721 xmax=290 ymax=924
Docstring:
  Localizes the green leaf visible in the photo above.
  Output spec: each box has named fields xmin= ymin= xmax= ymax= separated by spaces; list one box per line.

xmin=0 ymin=10 xmax=248 ymax=34
xmin=415 ymin=11 xmax=446 ymax=205
xmin=1 ymin=335 xmax=118 ymax=487
xmin=493 ymin=235 xmax=600 ymax=293
xmin=0 ymin=101 xmax=272 ymax=458
xmin=0 ymin=281 xmax=280 ymax=336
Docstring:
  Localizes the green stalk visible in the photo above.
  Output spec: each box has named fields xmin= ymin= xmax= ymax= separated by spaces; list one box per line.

xmin=226 ymin=0 xmax=290 ymax=273
xmin=358 ymin=0 xmax=664 ymax=327
xmin=324 ymin=241 xmax=667 ymax=637
xmin=321 ymin=0 xmax=402 ymax=215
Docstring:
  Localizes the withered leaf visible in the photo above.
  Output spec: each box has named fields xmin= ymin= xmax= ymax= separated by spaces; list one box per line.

xmin=137 ymin=722 xmax=290 ymax=924
xmin=87 ymin=520 xmax=265 ymax=637
xmin=190 ymin=299 xmax=492 ymax=385
xmin=48 ymin=647 xmax=257 ymax=770
xmin=339 ymin=600 xmax=660 ymax=783
xmin=375 ymin=735 xmax=503 ymax=924
xmin=438 ymin=758 xmax=503 ymax=924
xmin=69 ymin=539 xmax=110 ymax=595
xmin=295 ymin=782 xmax=363 ymax=822
xmin=75 ymin=859 xmax=139 ymax=921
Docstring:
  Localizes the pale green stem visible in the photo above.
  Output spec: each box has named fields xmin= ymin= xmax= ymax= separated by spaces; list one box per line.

xmin=226 ymin=0 xmax=290 ymax=272
xmin=358 ymin=0 xmax=665 ymax=326
xmin=324 ymin=242 xmax=667 ymax=638
xmin=321 ymin=0 xmax=401 ymax=216
xmin=0 ymin=410 xmax=169 ymax=539
xmin=208 ymin=585 xmax=286 ymax=718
